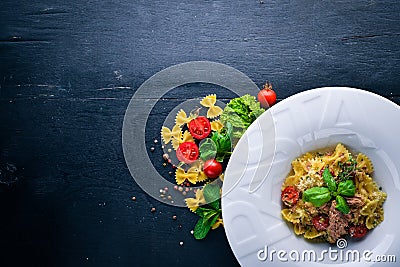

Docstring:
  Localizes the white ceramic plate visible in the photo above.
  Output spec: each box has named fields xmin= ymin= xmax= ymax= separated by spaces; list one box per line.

xmin=222 ymin=87 xmax=400 ymax=267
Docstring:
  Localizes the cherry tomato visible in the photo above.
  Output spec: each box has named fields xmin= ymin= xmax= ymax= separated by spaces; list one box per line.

xmin=188 ymin=116 xmax=211 ymax=140
xmin=281 ymin=186 xmax=299 ymax=207
xmin=257 ymin=82 xmax=277 ymax=109
xmin=203 ymin=159 xmax=223 ymax=179
xmin=176 ymin=142 xmax=199 ymax=164
xmin=312 ymin=215 xmax=329 ymax=231
xmin=349 ymin=224 xmax=368 ymax=238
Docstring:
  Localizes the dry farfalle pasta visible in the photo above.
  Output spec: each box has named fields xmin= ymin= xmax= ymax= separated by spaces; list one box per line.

xmin=200 ymin=94 xmax=223 ymax=119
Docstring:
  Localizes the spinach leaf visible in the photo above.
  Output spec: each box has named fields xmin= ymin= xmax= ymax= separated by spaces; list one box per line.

xmin=302 ymin=187 xmax=332 ymax=207
xmin=199 ymin=138 xmax=217 ymax=161
xmin=203 ymin=183 xmax=221 ymax=210
xmin=210 ymin=122 xmax=232 ymax=162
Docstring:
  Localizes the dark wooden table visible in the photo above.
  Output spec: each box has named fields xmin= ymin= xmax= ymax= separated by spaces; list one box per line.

xmin=1 ymin=1 xmax=399 ymax=266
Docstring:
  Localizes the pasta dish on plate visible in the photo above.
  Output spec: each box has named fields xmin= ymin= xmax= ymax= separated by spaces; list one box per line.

xmin=281 ymin=144 xmax=387 ymax=244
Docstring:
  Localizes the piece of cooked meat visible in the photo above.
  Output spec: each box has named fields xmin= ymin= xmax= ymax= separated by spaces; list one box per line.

xmin=318 ymin=202 xmax=330 ymax=215
xmin=345 ymin=196 xmax=364 ymax=208
xmin=326 ymin=200 xmax=350 ymax=243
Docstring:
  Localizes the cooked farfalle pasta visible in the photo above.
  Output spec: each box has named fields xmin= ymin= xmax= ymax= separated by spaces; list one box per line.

xmin=356 ymin=153 xmax=374 ymax=174
xmin=200 ymin=94 xmax=223 ymax=118
xmin=281 ymin=143 xmax=386 ymax=244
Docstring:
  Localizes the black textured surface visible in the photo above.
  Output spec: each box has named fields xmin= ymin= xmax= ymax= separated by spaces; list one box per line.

xmin=0 ymin=1 xmax=399 ymax=267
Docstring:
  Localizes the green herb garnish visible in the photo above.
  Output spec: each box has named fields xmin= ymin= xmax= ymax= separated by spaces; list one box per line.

xmin=302 ymin=187 xmax=331 ymax=207
xmin=335 ymin=195 xmax=350 ymax=214
xmin=193 ymin=183 xmax=222 ymax=240
xmin=302 ymin=168 xmax=355 ymax=214
xmin=322 ymin=168 xmax=336 ymax=192
xmin=337 ymin=155 xmax=357 ymax=181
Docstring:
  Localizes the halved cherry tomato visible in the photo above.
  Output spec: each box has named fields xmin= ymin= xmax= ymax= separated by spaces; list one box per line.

xmin=349 ymin=224 xmax=368 ymax=238
xmin=176 ymin=142 xmax=199 ymax=164
xmin=188 ymin=116 xmax=211 ymax=140
xmin=312 ymin=215 xmax=329 ymax=231
xmin=281 ymin=186 xmax=299 ymax=207
xmin=203 ymin=159 xmax=223 ymax=179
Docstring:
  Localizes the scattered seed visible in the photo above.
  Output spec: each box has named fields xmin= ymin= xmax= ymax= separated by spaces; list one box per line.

xmin=161 ymin=145 xmax=165 ymax=149
xmin=164 ymin=187 xmax=169 ymax=191
xmin=150 ymin=147 xmax=155 ymax=152
xmin=169 ymin=171 xmax=173 ymax=176
xmin=172 ymin=215 xmax=177 ymax=220
xmin=151 ymin=207 xmax=156 ymax=213
xmin=132 ymin=196 xmax=136 ymax=201
xmin=178 ymin=224 xmax=182 ymax=229
xmin=185 ymin=188 xmax=189 ymax=192
xmin=167 ymin=159 xmax=172 ymax=163
xmin=167 ymin=195 xmax=172 ymax=200
xmin=182 ymin=191 xmax=187 ymax=196
xmin=160 ymin=194 xmax=165 ymax=198
xmin=190 ymin=230 xmax=194 ymax=235
xmin=179 ymin=241 xmax=184 ymax=246
xmin=174 ymin=185 xmax=178 ymax=190
xmin=178 ymin=187 xmax=183 ymax=192
xmin=163 ymin=163 xmax=167 ymax=166
xmin=168 ymin=148 xmax=172 ymax=153
xmin=163 ymin=153 xmax=169 ymax=160
xmin=171 ymin=200 xmax=174 ymax=204
xmin=154 ymin=139 xmax=158 ymax=144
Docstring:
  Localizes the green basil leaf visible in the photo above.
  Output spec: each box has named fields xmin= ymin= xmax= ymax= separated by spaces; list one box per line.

xmin=203 ymin=209 xmax=219 ymax=223
xmin=199 ymin=138 xmax=217 ymax=161
xmin=322 ymin=168 xmax=337 ymax=192
xmin=335 ymin=195 xmax=350 ymax=214
xmin=195 ymin=207 xmax=213 ymax=218
xmin=337 ymin=180 xmax=356 ymax=197
xmin=203 ymin=183 xmax=221 ymax=208
xmin=193 ymin=212 xmax=220 ymax=240
xmin=302 ymin=187 xmax=332 ymax=207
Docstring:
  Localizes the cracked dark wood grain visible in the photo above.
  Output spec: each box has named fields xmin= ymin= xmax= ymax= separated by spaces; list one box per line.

xmin=0 ymin=0 xmax=399 ymax=267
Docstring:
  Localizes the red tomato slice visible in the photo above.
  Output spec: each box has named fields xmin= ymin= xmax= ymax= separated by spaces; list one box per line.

xmin=281 ymin=186 xmax=299 ymax=207
xmin=312 ymin=215 xmax=329 ymax=231
xmin=188 ymin=116 xmax=211 ymax=140
xmin=349 ymin=224 xmax=368 ymax=238
xmin=176 ymin=142 xmax=199 ymax=164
